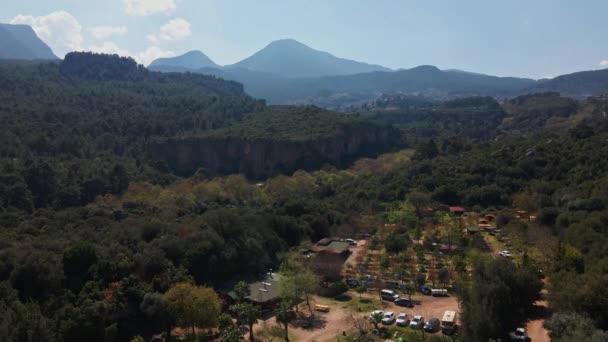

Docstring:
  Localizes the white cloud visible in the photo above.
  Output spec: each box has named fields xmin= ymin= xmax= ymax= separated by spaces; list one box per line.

xmin=146 ymin=34 xmax=160 ymax=44
xmin=137 ymin=46 xmax=175 ymax=66
xmin=600 ymin=60 xmax=608 ymax=67
xmin=125 ymin=0 xmax=176 ymax=16
xmin=90 ymin=26 xmax=128 ymax=40
xmin=10 ymin=11 xmax=83 ymax=57
xmin=88 ymin=41 xmax=130 ymax=57
xmin=145 ymin=18 xmax=191 ymax=45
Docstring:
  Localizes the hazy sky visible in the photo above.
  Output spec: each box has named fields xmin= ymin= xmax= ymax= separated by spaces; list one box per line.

xmin=3 ymin=0 xmax=607 ymax=78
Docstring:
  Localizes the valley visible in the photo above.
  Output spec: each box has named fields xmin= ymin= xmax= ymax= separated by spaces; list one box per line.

xmin=1 ymin=8 xmax=608 ymax=342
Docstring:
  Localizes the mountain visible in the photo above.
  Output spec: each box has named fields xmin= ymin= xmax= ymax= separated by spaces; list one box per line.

xmin=148 ymin=50 xmax=219 ymax=70
xmin=150 ymin=61 xmax=536 ymax=107
xmin=524 ymin=68 xmax=608 ymax=97
xmin=150 ymin=39 xmax=390 ymax=78
xmin=229 ymin=64 xmax=536 ymax=107
xmin=226 ymin=39 xmax=390 ymax=78
xmin=0 ymin=23 xmax=57 ymax=60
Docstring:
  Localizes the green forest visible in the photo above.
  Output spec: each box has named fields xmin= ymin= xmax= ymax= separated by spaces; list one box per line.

xmin=1 ymin=53 xmax=608 ymax=342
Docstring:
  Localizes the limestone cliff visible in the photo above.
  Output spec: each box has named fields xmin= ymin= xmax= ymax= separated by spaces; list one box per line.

xmin=150 ymin=123 xmax=402 ymax=179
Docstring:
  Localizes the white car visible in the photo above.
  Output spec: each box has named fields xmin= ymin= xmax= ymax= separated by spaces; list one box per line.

xmin=382 ymin=312 xmax=396 ymax=325
xmin=409 ymin=315 xmax=424 ymax=329
xmin=499 ymin=250 xmax=512 ymax=257
xmin=509 ymin=327 xmax=528 ymax=341
xmin=396 ymin=313 xmax=409 ymax=326
xmin=345 ymin=238 xmax=357 ymax=246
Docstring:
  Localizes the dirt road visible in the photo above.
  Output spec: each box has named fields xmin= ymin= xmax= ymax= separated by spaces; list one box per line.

xmin=525 ymin=288 xmax=550 ymax=342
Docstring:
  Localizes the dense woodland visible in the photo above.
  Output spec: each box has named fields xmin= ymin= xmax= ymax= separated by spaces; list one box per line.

xmin=1 ymin=53 xmax=608 ymax=341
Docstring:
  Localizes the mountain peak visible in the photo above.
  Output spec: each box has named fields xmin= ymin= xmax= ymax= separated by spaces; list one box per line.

xmin=148 ymin=50 xmax=219 ymax=69
xmin=227 ymin=39 xmax=390 ymax=78
xmin=266 ymin=38 xmax=309 ymax=49
xmin=0 ymin=23 xmax=57 ymax=60
xmin=409 ymin=65 xmax=441 ymax=73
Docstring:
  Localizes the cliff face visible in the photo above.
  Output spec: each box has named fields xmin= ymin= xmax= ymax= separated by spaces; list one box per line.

xmin=150 ymin=123 xmax=403 ymax=179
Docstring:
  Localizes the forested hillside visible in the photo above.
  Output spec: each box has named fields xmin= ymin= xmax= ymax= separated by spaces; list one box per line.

xmin=151 ymin=106 xmax=402 ymax=178
xmin=0 ymin=52 xmax=401 ymax=212
xmin=2 ymin=92 xmax=608 ymax=340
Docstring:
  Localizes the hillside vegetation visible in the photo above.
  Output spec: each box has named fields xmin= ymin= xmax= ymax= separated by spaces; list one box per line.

xmin=2 ymin=95 xmax=608 ymax=341
xmin=2 ymin=51 xmax=608 ymax=342
xmin=0 ymin=52 xmax=401 ymax=211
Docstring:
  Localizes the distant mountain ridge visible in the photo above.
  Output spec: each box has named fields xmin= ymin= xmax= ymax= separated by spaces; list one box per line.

xmin=150 ymin=38 xmax=390 ymax=78
xmin=147 ymin=39 xmax=608 ymax=107
xmin=525 ymin=68 xmax=608 ymax=97
xmin=0 ymin=23 xmax=57 ymax=60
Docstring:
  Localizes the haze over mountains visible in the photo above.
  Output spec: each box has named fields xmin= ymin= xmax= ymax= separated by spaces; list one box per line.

xmin=148 ymin=39 xmax=608 ymax=107
xmin=2 ymin=22 xmax=608 ymax=107
xmin=0 ymin=23 xmax=57 ymax=60
xmin=148 ymin=45 xmax=538 ymax=107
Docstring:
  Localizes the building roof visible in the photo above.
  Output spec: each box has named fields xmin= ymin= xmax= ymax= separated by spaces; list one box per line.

xmin=228 ymin=273 xmax=282 ymax=304
xmin=311 ymin=240 xmax=350 ymax=254
xmin=316 ymin=238 xmax=332 ymax=246
xmin=449 ymin=206 xmax=466 ymax=212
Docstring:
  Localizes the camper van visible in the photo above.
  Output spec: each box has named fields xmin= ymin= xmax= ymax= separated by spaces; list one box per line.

xmin=441 ymin=310 xmax=457 ymax=334
xmin=380 ymin=289 xmax=399 ymax=301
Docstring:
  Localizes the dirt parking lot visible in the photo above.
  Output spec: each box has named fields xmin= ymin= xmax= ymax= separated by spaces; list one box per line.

xmin=361 ymin=291 xmax=460 ymax=325
xmin=254 ymin=299 xmax=353 ymax=342
xmin=253 ymin=291 xmax=459 ymax=342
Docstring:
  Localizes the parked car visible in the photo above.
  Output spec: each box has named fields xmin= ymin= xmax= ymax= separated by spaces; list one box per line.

xmin=382 ymin=312 xmax=396 ymax=325
xmin=345 ymin=238 xmax=357 ymax=246
xmin=394 ymin=297 xmax=413 ymax=307
xmin=396 ymin=313 xmax=409 ymax=327
xmin=381 ymin=289 xmax=399 ymax=301
xmin=409 ymin=315 xmax=424 ymax=329
xmin=509 ymin=328 xmax=528 ymax=341
xmin=499 ymin=250 xmax=512 ymax=257
xmin=424 ymin=318 xmax=440 ymax=332
xmin=420 ymin=285 xmax=432 ymax=295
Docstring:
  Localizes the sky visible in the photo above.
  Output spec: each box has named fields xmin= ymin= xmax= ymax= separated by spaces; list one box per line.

xmin=3 ymin=0 xmax=607 ymax=79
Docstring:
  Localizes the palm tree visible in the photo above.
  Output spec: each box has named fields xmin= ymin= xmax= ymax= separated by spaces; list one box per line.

xmin=275 ymin=300 xmax=295 ymax=342
xmin=231 ymin=303 xmax=260 ymax=342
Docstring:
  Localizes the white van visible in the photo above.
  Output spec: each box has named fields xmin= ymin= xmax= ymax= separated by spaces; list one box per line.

xmin=380 ymin=289 xmax=399 ymax=300
xmin=441 ymin=310 xmax=456 ymax=334
xmin=431 ymin=288 xmax=448 ymax=297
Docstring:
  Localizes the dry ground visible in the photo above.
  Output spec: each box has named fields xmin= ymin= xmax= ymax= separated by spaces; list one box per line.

xmin=251 ymin=291 xmax=459 ymax=342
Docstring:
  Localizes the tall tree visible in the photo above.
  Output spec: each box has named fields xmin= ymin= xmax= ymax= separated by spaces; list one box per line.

xmin=295 ymin=267 xmax=318 ymax=316
xmin=275 ymin=300 xmax=295 ymax=342
xmin=460 ymin=259 xmax=541 ymax=341
xmin=163 ymin=283 xmax=221 ymax=339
